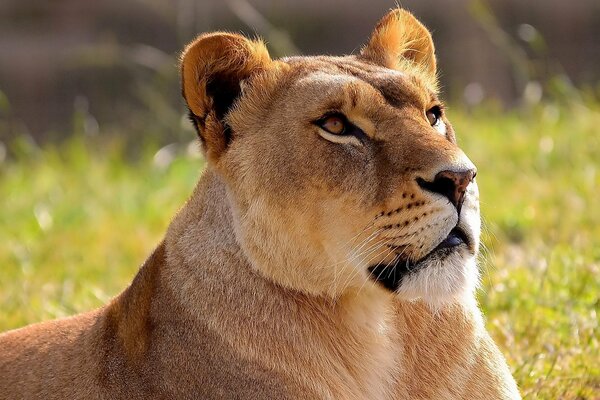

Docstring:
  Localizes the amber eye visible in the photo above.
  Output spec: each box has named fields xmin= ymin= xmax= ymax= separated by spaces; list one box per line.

xmin=426 ymin=106 xmax=441 ymax=126
xmin=319 ymin=115 xmax=346 ymax=135
xmin=314 ymin=113 xmax=367 ymax=146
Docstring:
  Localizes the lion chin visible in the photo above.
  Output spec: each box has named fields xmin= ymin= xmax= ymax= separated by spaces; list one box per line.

xmin=397 ymin=253 xmax=479 ymax=309
xmin=367 ymin=222 xmax=481 ymax=309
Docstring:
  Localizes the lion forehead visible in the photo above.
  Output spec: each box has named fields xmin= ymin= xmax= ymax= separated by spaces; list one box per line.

xmin=273 ymin=59 xmax=433 ymax=115
xmin=294 ymin=71 xmax=359 ymax=89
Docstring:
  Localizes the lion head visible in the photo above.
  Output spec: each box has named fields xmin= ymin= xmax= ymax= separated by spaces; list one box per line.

xmin=180 ymin=9 xmax=480 ymax=307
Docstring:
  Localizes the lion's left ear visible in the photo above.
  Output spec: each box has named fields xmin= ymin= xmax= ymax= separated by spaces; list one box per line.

xmin=361 ymin=9 xmax=436 ymax=80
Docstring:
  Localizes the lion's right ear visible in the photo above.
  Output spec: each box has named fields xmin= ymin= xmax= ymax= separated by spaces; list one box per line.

xmin=180 ymin=33 xmax=271 ymax=162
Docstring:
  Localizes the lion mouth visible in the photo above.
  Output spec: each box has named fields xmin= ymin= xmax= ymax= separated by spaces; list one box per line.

xmin=436 ymin=227 xmax=470 ymax=250
xmin=368 ymin=227 xmax=470 ymax=291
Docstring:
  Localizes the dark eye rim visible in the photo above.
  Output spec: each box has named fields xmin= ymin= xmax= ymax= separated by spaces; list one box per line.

xmin=313 ymin=112 xmax=368 ymax=143
xmin=426 ymin=105 xmax=443 ymax=126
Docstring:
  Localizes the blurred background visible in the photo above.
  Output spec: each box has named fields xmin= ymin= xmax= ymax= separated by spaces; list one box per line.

xmin=0 ymin=1 xmax=598 ymax=399
xmin=0 ymin=0 xmax=599 ymax=146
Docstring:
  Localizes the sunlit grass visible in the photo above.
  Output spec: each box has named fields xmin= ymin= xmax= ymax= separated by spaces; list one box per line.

xmin=0 ymin=102 xmax=598 ymax=399
xmin=455 ymin=102 xmax=600 ymax=399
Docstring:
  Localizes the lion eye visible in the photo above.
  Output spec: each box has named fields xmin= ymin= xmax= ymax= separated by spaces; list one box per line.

xmin=426 ymin=106 xmax=441 ymax=126
xmin=313 ymin=113 xmax=366 ymax=146
xmin=319 ymin=115 xmax=346 ymax=135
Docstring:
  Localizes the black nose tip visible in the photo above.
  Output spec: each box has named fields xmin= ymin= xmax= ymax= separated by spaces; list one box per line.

xmin=417 ymin=169 xmax=476 ymax=212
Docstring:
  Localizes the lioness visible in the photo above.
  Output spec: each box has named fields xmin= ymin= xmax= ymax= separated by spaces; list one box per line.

xmin=0 ymin=9 xmax=520 ymax=400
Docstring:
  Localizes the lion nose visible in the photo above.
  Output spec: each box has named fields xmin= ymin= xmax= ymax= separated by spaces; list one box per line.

xmin=417 ymin=169 xmax=476 ymax=213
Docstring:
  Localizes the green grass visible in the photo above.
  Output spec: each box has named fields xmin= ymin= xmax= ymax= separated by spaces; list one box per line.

xmin=0 ymin=102 xmax=598 ymax=399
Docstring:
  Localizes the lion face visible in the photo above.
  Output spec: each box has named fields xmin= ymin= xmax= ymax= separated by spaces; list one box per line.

xmin=181 ymin=10 xmax=480 ymax=306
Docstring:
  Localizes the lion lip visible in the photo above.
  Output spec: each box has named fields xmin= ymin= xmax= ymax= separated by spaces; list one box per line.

xmin=368 ymin=227 xmax=470 ymax=292
xmin=414 ymin=226 xmax=470 ymax=264
xmin=434 ymin=227 xmax=469 ymax=251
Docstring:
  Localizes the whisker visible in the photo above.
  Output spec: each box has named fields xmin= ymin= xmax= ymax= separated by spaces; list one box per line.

xmin=325 ymin=228 xmax=387 ymax=274
xmin=341 ymin=234 xmax=402 ymax=292
xmin=355 ymin=244 xmax=398 ymax=295
xmin=328 ymin=227 xmax=387 ymax=296
xmin=342 ymin=216 xmax=381 ymax=249
xmin=349 ymin=228 xmax=385 ymax=259
xmin=335 ymin=239 xmax=391 ymax=294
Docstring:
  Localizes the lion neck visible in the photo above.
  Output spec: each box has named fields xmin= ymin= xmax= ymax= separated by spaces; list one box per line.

xmin=159 ymin=167 xmax=398 ymax=394
xmin=164 ymin=166 xmax=393 ymax=321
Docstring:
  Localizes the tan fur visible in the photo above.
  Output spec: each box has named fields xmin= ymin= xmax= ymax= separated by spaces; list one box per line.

xmin=0 ymin=9 xmax=520 ymax=399
xmin=361 ymin=9 xmax=438 ymax=89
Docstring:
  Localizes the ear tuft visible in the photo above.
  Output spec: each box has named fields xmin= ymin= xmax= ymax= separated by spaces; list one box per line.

xmin=180 ymin=33 xmax=271 ymax=161
xmin=361 ymin=9 xmax=437 ymax=84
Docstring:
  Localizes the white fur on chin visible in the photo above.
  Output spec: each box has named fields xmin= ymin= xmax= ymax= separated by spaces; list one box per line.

xmin=395 ymin=251 xmax=480 ymax=312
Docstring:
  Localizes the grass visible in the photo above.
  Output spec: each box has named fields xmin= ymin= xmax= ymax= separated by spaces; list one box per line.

xmin=0 ymin=101 xmax=598 ymax=399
